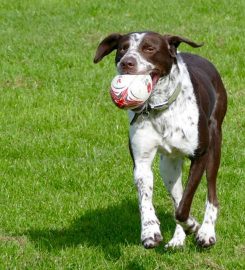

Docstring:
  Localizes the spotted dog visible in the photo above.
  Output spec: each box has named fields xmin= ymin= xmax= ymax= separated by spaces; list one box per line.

xmin=94 ymin=31 xmax=227 ymax=249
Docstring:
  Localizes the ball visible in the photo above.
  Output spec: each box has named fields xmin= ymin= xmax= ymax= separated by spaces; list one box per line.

xmin=110 ymin=75 xmax=153 ymax=109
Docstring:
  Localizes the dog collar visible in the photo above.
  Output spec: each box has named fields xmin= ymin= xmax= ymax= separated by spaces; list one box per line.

xmin=130 ymin=82 xmax=181 ymax=125
xmin=148 ymin=82 xmax=181 ymax=111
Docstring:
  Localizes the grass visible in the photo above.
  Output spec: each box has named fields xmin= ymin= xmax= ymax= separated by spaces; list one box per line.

xmin=0 ymin=0 xmax=244 ymax=269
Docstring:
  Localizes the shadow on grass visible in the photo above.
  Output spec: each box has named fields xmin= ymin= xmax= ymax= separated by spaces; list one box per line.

xmin=23 ymin=199 xmax=175 ymax=260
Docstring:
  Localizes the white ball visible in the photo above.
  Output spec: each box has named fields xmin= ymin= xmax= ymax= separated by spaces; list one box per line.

xmin=110 ymin=75 xmax=153 ymax=109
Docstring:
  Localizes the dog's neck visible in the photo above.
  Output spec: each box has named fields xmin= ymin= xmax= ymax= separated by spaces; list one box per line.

xmin=129 ymin=55 xmax=184 ymax=124
xmin=129 ymin=61 xmax=182 ymax=125
xmin=149 ymin=61 xmax=181 ymax=108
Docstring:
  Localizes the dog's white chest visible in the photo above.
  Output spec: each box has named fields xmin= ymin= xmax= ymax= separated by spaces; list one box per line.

xmin=153 ymin=98 xmax=199 ymax=156
xmin=129 ymin=61 xmax=199 ymax=157
xmin=129 ymin=97 xmax=199 ymax=157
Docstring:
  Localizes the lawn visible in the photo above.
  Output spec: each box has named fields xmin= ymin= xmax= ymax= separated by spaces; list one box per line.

xmin=0 ymin=0 xmax=244 ymax=269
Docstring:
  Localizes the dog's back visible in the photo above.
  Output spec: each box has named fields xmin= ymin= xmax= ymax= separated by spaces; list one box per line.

xmin=181 ymin=52 xmax=227 ymax=126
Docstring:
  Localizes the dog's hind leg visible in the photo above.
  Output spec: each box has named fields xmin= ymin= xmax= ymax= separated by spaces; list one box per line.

xmin=160 ymin=155 xmax=197 ymax=248
xmin=175 ymin=153 xmax=208 ymax=234
xmin=196 ymin=126 xmax=222 ymax=247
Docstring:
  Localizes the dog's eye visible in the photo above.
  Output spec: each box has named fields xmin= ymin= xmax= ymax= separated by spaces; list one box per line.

xmin=120 ymin=44 xmax=129 ymax=52
xmin=143 ymin=46 xmax=155 ymax=53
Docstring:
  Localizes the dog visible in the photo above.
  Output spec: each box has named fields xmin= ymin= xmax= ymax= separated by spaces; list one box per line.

xmin=94 ymin=31 xmax=227 ymax=249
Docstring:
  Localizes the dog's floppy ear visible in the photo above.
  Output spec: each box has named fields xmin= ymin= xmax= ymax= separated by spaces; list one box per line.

xmin=163 ymin=35 xmax=204 ymax=58
xmin=94 ymin=33 xmax=122 ymax=63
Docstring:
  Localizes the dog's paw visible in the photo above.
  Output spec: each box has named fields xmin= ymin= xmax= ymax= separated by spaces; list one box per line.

xmin=178 ymin=216 xmax=200 ymax=234
xmin=141 ymin=216 xmax=163 ymax=248
xmin=142 ymin=232 xmax=163 ymax=249
xmin=141 ymin=220 xmax=163 ymax=249
xmin=165 ymin=237 xmax=185 ymax=249
xmin=165 ymin=224 xmax=186 ymax=249
xmin=196 ymin=224 xmax=216 ymax=247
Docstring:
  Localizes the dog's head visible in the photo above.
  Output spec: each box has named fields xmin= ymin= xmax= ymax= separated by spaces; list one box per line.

xmin=94 ymin=31 xmax=202 ymax=86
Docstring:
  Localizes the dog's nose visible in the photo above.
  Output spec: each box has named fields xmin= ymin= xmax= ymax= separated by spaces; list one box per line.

xmin=120 ymin=57 xmax=137 ymax=72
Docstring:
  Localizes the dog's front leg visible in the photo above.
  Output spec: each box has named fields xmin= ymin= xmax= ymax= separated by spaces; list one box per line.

xmin=130 ymin=128 xmax=162 ymax=249
xmin=134 ymin=159 xmax=163 ymax=248
xmin=159 ymin=155 xmax=187 ymax=248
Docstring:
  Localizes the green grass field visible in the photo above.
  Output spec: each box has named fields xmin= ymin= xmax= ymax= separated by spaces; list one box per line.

xmin=0 ymin=0 xmax=244 ymax=269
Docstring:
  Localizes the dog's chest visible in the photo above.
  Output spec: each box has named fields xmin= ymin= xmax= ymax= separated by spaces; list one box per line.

xmin=130 ymin=84 xmax=199 ymax=157
xmin=153 ymin=93 xmax=199 ymax=156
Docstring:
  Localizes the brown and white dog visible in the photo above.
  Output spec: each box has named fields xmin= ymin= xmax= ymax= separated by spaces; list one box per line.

xmin=94 ymin=31 xmax=227 ymax=249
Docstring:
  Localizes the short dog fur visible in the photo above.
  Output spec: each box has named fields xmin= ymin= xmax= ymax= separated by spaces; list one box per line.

xmin=94 ymin=31 xmax=227 ymax=248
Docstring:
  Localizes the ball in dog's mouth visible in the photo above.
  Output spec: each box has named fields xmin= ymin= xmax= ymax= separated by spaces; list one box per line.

xmin=110 ymin=74 xmax=153 ymax=109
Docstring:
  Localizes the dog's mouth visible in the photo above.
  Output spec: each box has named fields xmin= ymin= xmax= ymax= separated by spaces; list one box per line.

xmin=150 ymin=70 xmax=160 ymax=89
